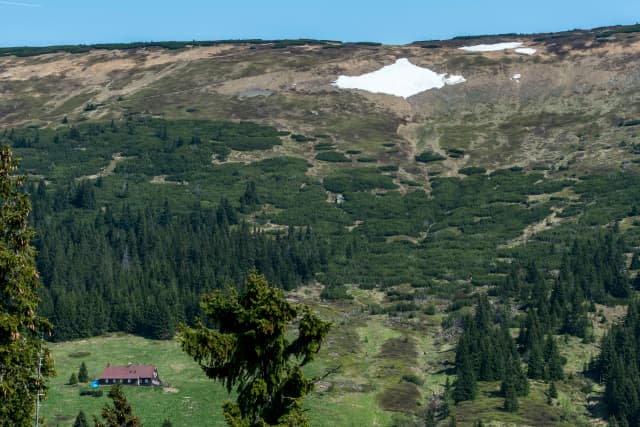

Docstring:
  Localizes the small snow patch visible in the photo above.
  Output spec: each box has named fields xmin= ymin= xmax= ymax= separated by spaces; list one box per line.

xmin=445 ymin=75 xmax=466 ymax=85
xmin=333 ymin=58 xmax=465 ymax=99
xmin=459 ymin=42 xmax=522 ymax=52
xmin=459 ymin=42 xmax=536 ymax=56
xmin=515 ymin=47 xmax=536 ymax=55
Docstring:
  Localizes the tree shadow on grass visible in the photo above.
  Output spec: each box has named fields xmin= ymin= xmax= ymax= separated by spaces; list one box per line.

xmin=433 ymin=366 xmax=456 ymax=376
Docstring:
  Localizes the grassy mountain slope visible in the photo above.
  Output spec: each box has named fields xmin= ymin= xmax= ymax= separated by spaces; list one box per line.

xmin=4 ymin=25 xmax=640 ymax=426
xmin=2 ymin=25 xmax=640 ymax=181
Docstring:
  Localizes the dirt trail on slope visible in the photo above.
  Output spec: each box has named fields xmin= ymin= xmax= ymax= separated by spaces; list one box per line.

xmin=501 ymin=207 xmax=566 ymax=248
xmin=77 ymin=153 xmax=131 ymax=180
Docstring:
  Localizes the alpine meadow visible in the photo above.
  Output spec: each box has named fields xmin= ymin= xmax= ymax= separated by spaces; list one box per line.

xmin=3 ymin=22 xmax=640 ymax=427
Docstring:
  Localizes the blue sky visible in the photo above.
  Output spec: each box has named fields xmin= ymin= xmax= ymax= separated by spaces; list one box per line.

xmin=0 ymin=0 xmax=639 ymax=47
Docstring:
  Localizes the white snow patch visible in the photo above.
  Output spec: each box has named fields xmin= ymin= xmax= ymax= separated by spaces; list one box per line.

xmin=445 ymin=75 xmax=466 ymax=85
xmin=512 ymin=73 xmax=521 ymax=80
xmin=515 ymin=47 xmax=536 ymax=55
xmin=459 ymin=42 xmax=522 ymax=52
xmin=459 ymin=42 xmax=537 ymax=56
xmin=333 ymin=58 xmax=465 ymax=99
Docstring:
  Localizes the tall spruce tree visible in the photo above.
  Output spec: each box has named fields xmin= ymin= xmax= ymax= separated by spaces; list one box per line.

xmin=508 ymin=340 xmax=527 ymax=413
xmin=179 ymin=271 xmax=331 ymax=426
xmin=544 ymin=335 xmax=565 ymax=381
xmin=527 ymin=340 xmax=545 ymax=380
xmin=548 ymin=382 xmax=558 ymax=399
xmin=453 ymin=355 xmax=477 ymax=403
xmin=0 ymin=145 xmax=54 ymax=426
xmin=73 ymin=410 xmax=89 ymax=427
xmin=94 ymin=384 xmax=140 ymax=427
xmin=78 ymin=361 xmax=89 ymax=383
xmin=501 ymin=353 xmax=529 ymax=401
xmin=511 ymin=355 xmax=529 ymax=397
xmin=503 ymin=382 xmax=519 ymax=413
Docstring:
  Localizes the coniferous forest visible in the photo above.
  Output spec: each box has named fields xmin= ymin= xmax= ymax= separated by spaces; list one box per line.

xmin=590 ymin=299 xmax=640 ymax=427
xmin=32 ymin=199 xmax=326 ymax=340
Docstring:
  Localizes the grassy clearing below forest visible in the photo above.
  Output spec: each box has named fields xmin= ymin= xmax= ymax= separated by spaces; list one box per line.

xmin=42 ymin=286 xmax=429 ymax=427
xmin=41 ymin=334 xmax=228 ymax=427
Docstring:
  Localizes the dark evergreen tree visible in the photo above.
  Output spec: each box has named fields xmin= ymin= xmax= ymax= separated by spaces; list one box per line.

xmin=501 ymin=265 xmax=521 ymax=297
xmin=69 ymin=372 xmax=78 ymax=385
xmin=0 ymin=145 xmax=54 ymax=425
xmin=78 ymin=361 xmax=89 ymax=383
xmin=503 ymin=382 xmax=519 ymax=412
xmin=519 ymin=310 xmax=542 ymax=352
xmin=217 ymin=196 xmax=237 ymax=225
xmin=527 ymin=339 xmax=545 ymax=380
xmin=562 ymin=291 xmax=590 ymax=338
xmin=94 ymin=384 xmax=141 ymax=427
xmin=512 ymin=357 xmax=529 ymax=397
xmin=73 ymin=410 xmax=89 ymax=427
xmin=239 ymin=181 xmax=260 ymax=212
xmin=71 ymin=180 xmax=96 ymax=209
xmin=453 ymin=355 xmax=477 ymax=402
xmin=179 ymin=271 xmax=331 ymax=426
xmin=543 ymin=335 xmax=565 ymax=381
xmin=501 ymin=354 xmax=529 ymax=398
xmin=548 ymin=382 xmax=558 ymax=399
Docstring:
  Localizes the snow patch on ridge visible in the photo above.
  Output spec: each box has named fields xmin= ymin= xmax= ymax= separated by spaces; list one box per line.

xmin=515 ymin=47 xmax=536 ymax=55
xmin=459 ymin=42 xmax=523 ymax=52
xmin=333 ymin=58 xmax=465 ymax=99
xmin=459 ymin=42 xmax=536 ymax=55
